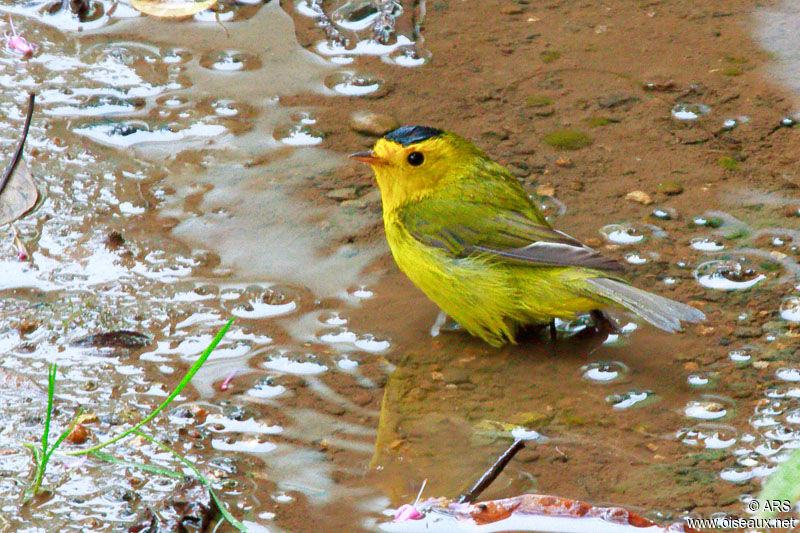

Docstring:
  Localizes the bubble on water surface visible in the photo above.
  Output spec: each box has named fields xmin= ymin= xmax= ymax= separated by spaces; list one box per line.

xmin=44 ymin=94 xmax=141 ymax=117
xmin=685 ymin=399 xmax=728 ymax=420
xmin=337 ymin=357 xmax=359 ymax=370
xmin=273 ymin=123 xmax=324 ymax=146
xmin=319 ymin=328 xmax=390 ymax=353
xmin=581 ymin=361 xmax=628 ymax=383
xmin=777 ymin=367 xmax=800 ymax=382
xmin=690 ymin=237 xmax=725 ymax=251
xmin=720 ymin=468 xmax=753 ymax=483
xmin=199 ymin=50 xmax=262 ymax=72
xmin=212 ymin=437 xmax=277 ymax=454
xmin=263 ymin=355 xmax=327 ymax=375
xmin=728 ymin=347 xmax=754 ymax=363
xmin=678 ymin=425 xmax=737 ymax=449
xmin=779 ymin=296 xmax=800 ymax=321
xmin=316 ymin=35 xmax=414 ymax=57
xmin=599 ymin=224 xmax=645 ymax=244
xmin=74 ymin=120 xmax=225 ymax=148
xmin=694 ymin=260 xmax=766 ymax=290
xmin=687 ymin=373 xmax=714 ymax=387
xmin=606 ymin=390 xmax=653 ymax=409
xmin=204 ymin=414 xmax=283 ymax=434
xmin=386 ymin=47 xmax=427 ymax=67
xmin=331 ymin=1 xmax=383 ymax=31
xmin=247 ymin=381 xmax=287 ymax=399
xmin=161 ymin=48 xmax=193 ymax=64
xmin=232 ymin=298 xmax=297 ymax=319
xmin=671 ymin=103 xmax=711 ymax=121
xmin=722 ymin=116 xmax=749 ymax=130
xmin=651 ymin=207 xmax=676 ymax=220
xmin=324 ymin=71 xmax=384 ymax=96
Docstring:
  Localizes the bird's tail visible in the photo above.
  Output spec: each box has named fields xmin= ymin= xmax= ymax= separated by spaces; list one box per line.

xmin=585 ymin=277 xmax=705 ymax=332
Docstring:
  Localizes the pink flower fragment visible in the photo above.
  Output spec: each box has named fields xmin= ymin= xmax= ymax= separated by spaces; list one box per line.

xmin=393 ymin=504 xmax=423 ymax=522
xmin=5 ymin=19 xmax=36 ymax=57
xmin=219 ymin=369 xmax=237 ymax=391
xmin=393 ymin=478 xmax=427 ymax=522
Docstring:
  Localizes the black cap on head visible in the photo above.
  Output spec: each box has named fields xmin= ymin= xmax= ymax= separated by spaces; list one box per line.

xmin=383 ymin=125 xmax=443 ymax=146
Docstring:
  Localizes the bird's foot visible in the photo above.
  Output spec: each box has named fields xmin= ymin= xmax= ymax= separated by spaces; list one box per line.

xmin=591 ymin=309 xmax=620 ymax=334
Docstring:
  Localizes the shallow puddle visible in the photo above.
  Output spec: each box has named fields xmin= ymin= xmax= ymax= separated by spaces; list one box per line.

xmin=0 ymin=1 xmax=799 ymax=532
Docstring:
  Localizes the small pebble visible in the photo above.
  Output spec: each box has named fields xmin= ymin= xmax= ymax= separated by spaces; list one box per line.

xmin=535 ymin=184 xmax=555 ymax=197
xmin=65 ymin=423 xmax=89 ymax=445
xmin=349 ymin=111 xmax=400 ymax=137
xmin=555 ymin=157 xmax=574 ymax=168
xmin=625 ymin=190 xmax=653 ymax=205
xmin=326 ymin=187 xmax=358 ymax=201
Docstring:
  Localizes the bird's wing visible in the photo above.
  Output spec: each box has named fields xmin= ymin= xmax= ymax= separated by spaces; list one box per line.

xmin=400 ymin=192 xmax=625 ymax=272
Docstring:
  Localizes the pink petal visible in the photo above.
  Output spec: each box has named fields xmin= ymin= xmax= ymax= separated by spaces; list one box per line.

xmin=219 ymin=369 xmax=237 ymax=391
xmin=8 ymin=36 xmax=34 ymax=55
xmin=393 ymin=504 xmax=424 ymax=522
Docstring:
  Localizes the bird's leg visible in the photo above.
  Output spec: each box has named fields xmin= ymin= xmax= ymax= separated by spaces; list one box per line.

xmin=591 ymin=310 xmax=620 ymax=334
xmin=430 ymin=311 xmax=461 ymax=337
xmin=549 ymin=319 xmax=557 ymax=341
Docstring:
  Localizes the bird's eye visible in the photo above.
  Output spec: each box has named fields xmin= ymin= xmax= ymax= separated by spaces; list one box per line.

xmin=406 ymin=151 xmax=424 ymax=166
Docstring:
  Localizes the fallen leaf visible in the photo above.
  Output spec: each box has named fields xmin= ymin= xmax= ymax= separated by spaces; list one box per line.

xmin=0 ymin=93 xmax=37 ymax=226
xmin=130 ymin=0 xmax=218 ymax=18
xmin=70 ymin=330 xmax=151 ymax=350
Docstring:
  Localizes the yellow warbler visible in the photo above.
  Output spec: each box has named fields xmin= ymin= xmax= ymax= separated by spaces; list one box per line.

xmin=351 ymin=126 xmax=704 ymax=346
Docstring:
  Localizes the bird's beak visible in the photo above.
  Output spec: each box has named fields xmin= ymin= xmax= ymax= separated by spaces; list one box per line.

xmin=348 ymin=150 xmax=387 ymax=166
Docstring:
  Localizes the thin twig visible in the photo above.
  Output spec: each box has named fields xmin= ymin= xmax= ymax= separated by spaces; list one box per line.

xmin=0 ymin=93 xmax=35 ymax=198
xmin=457 ymin=439 xmax=525 ymax=504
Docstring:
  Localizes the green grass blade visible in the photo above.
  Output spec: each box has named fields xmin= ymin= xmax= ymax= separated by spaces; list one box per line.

xmin=133 ymin=430 xmax=248 ymax=532
xmin=71 ymin=319 xmax=233 ymax=456
xmin=42 ymin=409 xmax=83 ymax=465
xmin=41 ymin=364 xmax=56 ymax=454
xmin=28 ymin=364 xmax=58 ymax=495
xmin=91 ymin=450 xmax=183 ymax=479
xmin=759 ymin=446 xmax=800 ymax=517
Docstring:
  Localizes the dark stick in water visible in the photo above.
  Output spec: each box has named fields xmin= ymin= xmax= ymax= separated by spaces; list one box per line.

xmin=457 ymin=439 xmax=526 ymax=504
xmin=0 ymin=92 xmax=35 ymax=199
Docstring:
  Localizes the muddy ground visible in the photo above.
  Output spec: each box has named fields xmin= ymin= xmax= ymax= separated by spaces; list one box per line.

xmin=1 ymin=0 xmax=799 ymax=531
xmin=281 ymin=0 xmax=800 ymax=527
